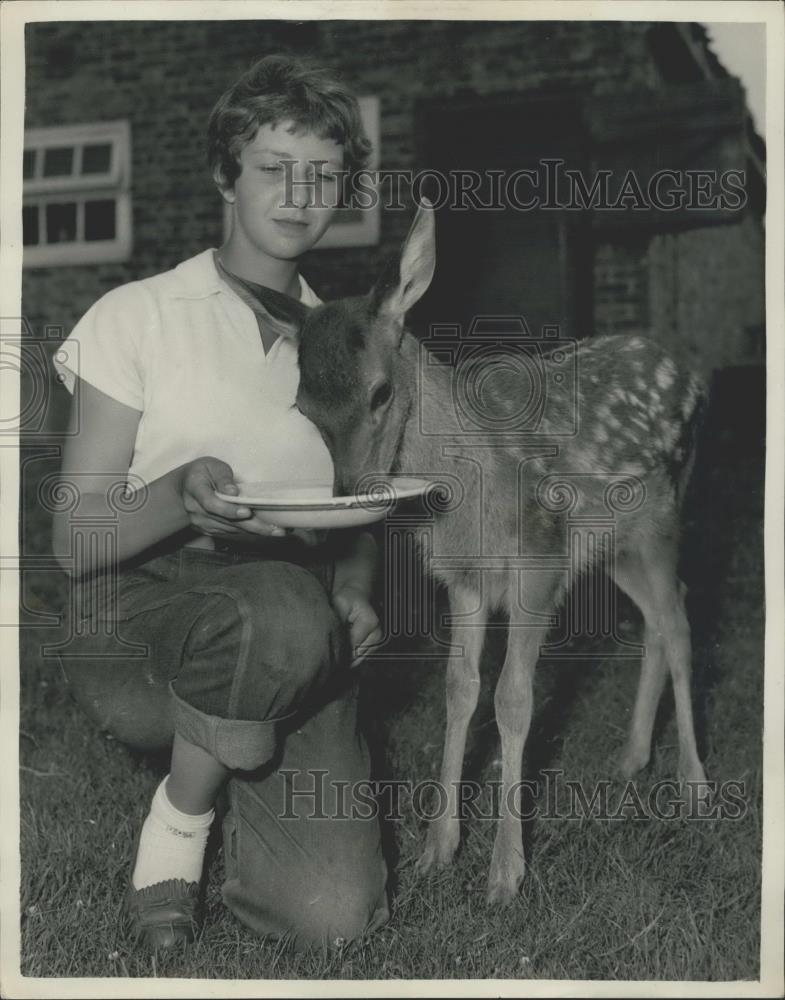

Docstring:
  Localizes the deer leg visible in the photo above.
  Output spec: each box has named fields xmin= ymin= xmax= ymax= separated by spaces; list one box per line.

xmin=416 ymin=584 xmax=486 ymax=872
xmin=660 ymin=576 xmax=706 ymax=783
xmin=611 ymin=553 xmax=670 ymax=778
xmin=613 ymin=542 xmax=705 ymax=783
xmin=486 ymin=620 xmax=548 ymax=906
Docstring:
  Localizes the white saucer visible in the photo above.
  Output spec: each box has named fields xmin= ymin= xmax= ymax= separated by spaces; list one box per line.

xmin=215 ymin=477 xmax=432 ymax=528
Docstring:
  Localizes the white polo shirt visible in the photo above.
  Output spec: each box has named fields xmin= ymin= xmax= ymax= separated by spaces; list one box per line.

xmin=54 ymin=249 xmax=334 ymax=489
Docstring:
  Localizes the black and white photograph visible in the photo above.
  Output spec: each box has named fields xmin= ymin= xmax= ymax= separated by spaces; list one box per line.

xmin=1 ymin=1 xmax=783 ymax=994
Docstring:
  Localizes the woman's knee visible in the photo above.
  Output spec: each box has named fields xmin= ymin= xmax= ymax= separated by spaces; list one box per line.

xmin=224 ymin=560 xmax=343 ymax=675
xmin=222 ymin=763 xmax=388 ymax=949
xmin=286 ymin=885 xmax=389 ymax=951
xmin=225 ymin=864 xmax=389 ymax=952
xmin=177 ymin=561 xmax=347 ymax=720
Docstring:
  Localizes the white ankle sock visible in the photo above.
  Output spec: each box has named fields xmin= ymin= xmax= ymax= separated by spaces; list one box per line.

xmin=131 ymin=777 xmax=214 ymax=890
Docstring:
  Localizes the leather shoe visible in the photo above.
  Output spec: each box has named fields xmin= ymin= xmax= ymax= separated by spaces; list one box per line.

xmin=124 ymin=827 xmax=201 ymax=948
xmin=125 ymin=878 xmax=200 ymax=948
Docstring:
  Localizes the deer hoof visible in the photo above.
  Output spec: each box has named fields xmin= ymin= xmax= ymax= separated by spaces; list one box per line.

xmin=485 ymin=871 xmax=524 ymax=907
xmin=679 ymin=758 xmax=708 ymax=785
xmin=486 ymin=845 xmax=525 ymax=906
xmin=415 ymin=843 xmax=456 ymax=874
xmin=415 ymin=831 xmax=459 ymax=874
xmin=617 ymin=747 xmax=649 ymax=779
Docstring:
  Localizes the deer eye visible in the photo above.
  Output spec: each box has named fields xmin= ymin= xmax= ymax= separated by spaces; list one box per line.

xmin=370 ymin=381 xmax=393 ymax=411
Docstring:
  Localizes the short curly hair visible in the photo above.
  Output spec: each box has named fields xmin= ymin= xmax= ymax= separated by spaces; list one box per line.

xmin=207 ymin=54 xmax=372 ymax=187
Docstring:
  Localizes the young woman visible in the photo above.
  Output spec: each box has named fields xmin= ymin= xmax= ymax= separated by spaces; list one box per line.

xmin=52 ymin=54 xmax=388 ymax=951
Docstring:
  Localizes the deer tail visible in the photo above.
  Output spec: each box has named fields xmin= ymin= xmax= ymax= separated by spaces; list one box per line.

xmin=673 ymin=372 xmax=709 ymax=506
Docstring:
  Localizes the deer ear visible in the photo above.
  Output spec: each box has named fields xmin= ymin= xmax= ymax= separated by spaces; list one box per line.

xmin=380 ymin=199 xmax=436 ymax=321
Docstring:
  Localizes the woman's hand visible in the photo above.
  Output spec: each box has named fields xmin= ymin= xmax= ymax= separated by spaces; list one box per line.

xmin=178 ymin=458 xmax=326 ymax=545
xmin=53 ymin=383 xmax=315 ymax=573
xmin=178 ymin=457 xmax=287 ymax=539
xmin=331 ymin=584 xmax=383 ymax=667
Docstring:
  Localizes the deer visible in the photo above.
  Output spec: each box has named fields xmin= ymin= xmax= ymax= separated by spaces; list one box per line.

xmin=251 ymin=202 xmax=708 ymax=905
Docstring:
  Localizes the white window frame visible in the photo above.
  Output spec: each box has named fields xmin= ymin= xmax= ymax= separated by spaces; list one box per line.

xmin=23 ymin=120 xmax=132 ymax=267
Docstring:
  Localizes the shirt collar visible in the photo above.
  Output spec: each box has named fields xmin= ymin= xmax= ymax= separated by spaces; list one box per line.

xmin=164 ymin=249 xmax=320 ymax=305
xmin=164 ymin=249 xmax=224 ymax=299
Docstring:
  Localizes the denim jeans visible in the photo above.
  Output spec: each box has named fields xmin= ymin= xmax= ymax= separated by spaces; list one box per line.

xmin=60 ymin=539 xmax=389 ymax=949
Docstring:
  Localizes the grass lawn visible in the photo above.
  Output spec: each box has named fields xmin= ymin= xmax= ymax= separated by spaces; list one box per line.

xmin=16 ymin=373 xmax=765 ymax=982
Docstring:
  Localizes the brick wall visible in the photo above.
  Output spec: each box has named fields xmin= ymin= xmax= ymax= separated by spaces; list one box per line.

xmin=593 ymin=237 xmax=650 ymax=339
xmin=21 ymin=17 xmax=764 ymax=435
xmin=22 ymin=20 xmax=653 ymax=332
xmin=592 ymin=214 xmax=765 ymax=379
xmin=648 ymin=211 xmax=765 ymax=375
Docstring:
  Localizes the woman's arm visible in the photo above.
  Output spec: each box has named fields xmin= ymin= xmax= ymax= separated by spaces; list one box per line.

xmin=330 ymin=530 xmax=382 ymax=667
xmin=331 ymin=530 xmax=378 ymax=598
xmin=52 ymin=379 xmax=285 ymax=577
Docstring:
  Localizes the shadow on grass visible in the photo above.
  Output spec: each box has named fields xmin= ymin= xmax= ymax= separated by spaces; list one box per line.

xmin=680 ymin=365 xmax=765 ymax=762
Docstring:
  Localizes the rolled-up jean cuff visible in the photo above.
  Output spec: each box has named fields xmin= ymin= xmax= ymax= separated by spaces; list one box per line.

xmin=169 ymin=682 xmax=289 ymax=771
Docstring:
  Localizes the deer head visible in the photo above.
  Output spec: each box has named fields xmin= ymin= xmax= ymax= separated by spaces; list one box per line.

xmin=302 ymin=202 xmax=435 ymax=494
xmin=252 ymin=202 xmax=436 ymax=495
xmin=242 ymin=203 xmax=435 ymax=493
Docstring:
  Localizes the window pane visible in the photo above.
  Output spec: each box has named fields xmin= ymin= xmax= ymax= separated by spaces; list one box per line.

xmin=45 ymin=202 xmax=77 ymax=243
xmin=22 ymin=205 xmax=39 ymax=245
xmin=23 ymin=149 xmax=36 ymax=180
xmin=81 ymin=143 xmax=112 ymax=174
xmin=84 ymin=199 xmax=116 ymax=241
xmin=42 ymin=146 xmax=74 ymax=177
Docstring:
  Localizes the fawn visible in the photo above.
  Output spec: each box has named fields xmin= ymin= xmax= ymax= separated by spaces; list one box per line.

xmin=254 ymin=202 xmax=708 ymax=905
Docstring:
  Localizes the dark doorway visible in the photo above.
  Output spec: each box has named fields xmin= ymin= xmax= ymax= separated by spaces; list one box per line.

xmin=414 ymin=92 xmax=594 ymax=341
